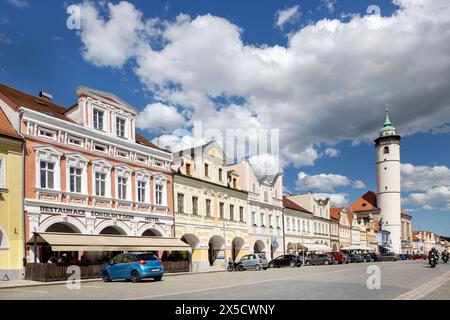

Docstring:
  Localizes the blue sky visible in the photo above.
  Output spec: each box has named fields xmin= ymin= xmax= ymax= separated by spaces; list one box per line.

xmin=1 ymin=0 xmax=449 ymax=235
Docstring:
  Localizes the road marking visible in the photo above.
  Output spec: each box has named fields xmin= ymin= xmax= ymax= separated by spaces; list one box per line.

xmin=12 ymin=289 xmax=48 ymax=294
xmin=127 ymin=266 xmax=363 ymax=300
xmin=394 ymin=270 xmax=450 ymax=300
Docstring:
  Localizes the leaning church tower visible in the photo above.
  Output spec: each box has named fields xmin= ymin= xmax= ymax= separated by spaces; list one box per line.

xmin=375 ymin=108 xmax=402 ymax=253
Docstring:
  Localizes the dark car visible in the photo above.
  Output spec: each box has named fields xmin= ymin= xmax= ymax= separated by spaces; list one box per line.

xmin=269 ymin=255 xmax=302 ymax=268
xmin=347 ymin=253 xmax=364 ymax=263
xmin=375 ymin=252 xmax=399 ymax=262
xmin=412 ymin=253 xmax=427 ymax=260
xmin=399 ymin=254 xmax=412 ymax=260
xmin=304 ymin=254 xmax=335 ymax=266
xmin=362 ymin=252 xmax=377 ymax=262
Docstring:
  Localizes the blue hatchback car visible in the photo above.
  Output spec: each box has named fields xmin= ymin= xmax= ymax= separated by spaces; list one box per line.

xmin=101 ymin=252 xmax=164 ymax=283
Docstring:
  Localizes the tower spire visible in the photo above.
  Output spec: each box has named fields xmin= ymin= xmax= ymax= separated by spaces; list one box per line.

xmin=379 ymin=104 xmax=396 ymax=136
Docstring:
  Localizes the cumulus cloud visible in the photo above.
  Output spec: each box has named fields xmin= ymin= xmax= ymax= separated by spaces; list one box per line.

xmin=324 ymin=147 xmax=340 ymax=157
xmin=275 ymin=5 xmax=300 ymax=29
xmin=136 ymin=102 xmax=185 ymax=133
xmin=75 ymin=0 xmax=450 ymax=169
xmin=296 ymin=171 xmax=367 ymax=193
xmin=401 ymin=163 xmax=450 ymax=192
xmin=352 ymin=180 xmax=367 ymax=189
xmin=78 ymin=1 xmax=146 ymax=67
xmin=401 ymin=163 xmax=450 ymax=210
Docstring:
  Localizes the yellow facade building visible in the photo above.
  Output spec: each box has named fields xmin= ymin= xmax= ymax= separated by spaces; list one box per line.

xmin=0 ymin=106 xmax=24 ymax=280
xmin=172 ymin=141 xmax=249 ymax=272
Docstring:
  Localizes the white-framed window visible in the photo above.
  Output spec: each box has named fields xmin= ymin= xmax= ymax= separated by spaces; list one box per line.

xmin=0 ymin=156 xmax=5 ymax=189
xmin=302 ymin=220 xmax=306 ymax=232
xmin=65 ymin=153 xmax=88 ymax=195
xmin=269 ymin=214 xmax=273 ymax=227
xmin=260 ymin=212 xmax=265 ymax=226
xmin=116 ymin=149 xmax=129 ymax=158
xmin=251 ymin=212 xmax=256 ymax=225
xmin=40 ymin=161 xmax=55 ymax=189
xmin=153 ymin=174 xmax=167 ymax=206
xmin=137 ymin=181 xmax=146 ymax=202
xmin=38 ymin=127 xmax=56 ymax=140
xmin=69 ymin=167 xmax=82 ymax=193
xmin=93 ymin=108 xmax=105 ymax=131
xmin=95 ymin=172 xmax=107 ymax=197
xmin=287 ymin=217 xmax=291 ymax=231
xmin=117 ymin=176 xmax=128 ymax=200
xmin=94 ymin=143 xmax=107 ymax=153
xmin=135 ymin=171 xmax=151 ymax=204
xmin=35 ymin=146 xmax=62 ymax=191
xmin=136 ymin=155 xmax=147 ymax=163
xmin=68 ymin=136 xmax=83 ymax=147
xmin=276 ymin=216 xmax=280 ymax=228
xmin=92 ymin=159 xmax=112 ymax=198
xmin=115 ymin=165 xmax=132 ymax=201
xmin=116 ymin=116 xmax=126 ymax=138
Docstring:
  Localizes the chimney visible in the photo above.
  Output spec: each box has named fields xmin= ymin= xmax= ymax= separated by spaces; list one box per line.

xmin=39 ymin=91 xmax=53 ymax=101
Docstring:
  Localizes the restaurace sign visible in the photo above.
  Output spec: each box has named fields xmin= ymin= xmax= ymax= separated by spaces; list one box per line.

xmin=39 ymin=206 xmax=160 ymax=223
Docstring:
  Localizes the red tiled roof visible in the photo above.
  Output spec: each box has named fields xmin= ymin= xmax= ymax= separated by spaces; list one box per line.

xmin=330 ymin=207 xmax=341 ymax=220
xmin=283 ymin=196 xmax=311 ymax=213
xmin=0 ymin=107 xmax=21 ymax=139
xmin=0 ymin=83 xmax=165 ymax=152
xmin=347 ymin=213 xmax=354 ymax=224
xmin=347 ymin=191 xmax=379 ymax=212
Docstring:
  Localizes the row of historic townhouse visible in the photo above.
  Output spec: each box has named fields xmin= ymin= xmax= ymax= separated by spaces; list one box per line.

xmin=0 ymin=83 xmax=430 ymax=280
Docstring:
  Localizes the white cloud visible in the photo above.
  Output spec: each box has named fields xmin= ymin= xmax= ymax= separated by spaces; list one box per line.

xmin=76 ymin=0 xmax=450 ymax=169
xmin=401 ymin=163 xmax=450 ymax=210
xmin=315 ymin=193 xmax=349 ymax=207
xmin=78 ymin=1 xmax=146 ymax=67
xmin=401 ymin=163 xmax=450 ymax=191
xmin=5 ymin=0 xmax=28 ymax=9
xmin=352 ymin=180 xmax=367 ymax=189
xmin=322 ymin=0 xmax=336 ymax=14
xmin=296 ymin=172 xmax=350 ymax=193
xmin=296 ymin=171 xmax=367 ymax=193
xmin=136 ymin=102 xmax=185 ymax=133
xmin=324 ymin=147 xmax=340 ymax=157
xmin=249 ymin=153 xmax=280 ymax=177
xmin=275 ymin=5 xmax=300 ymax=29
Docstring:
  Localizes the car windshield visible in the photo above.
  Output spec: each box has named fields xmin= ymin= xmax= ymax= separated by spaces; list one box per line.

xmin=136 ymin=254 xmax=158 ymax=261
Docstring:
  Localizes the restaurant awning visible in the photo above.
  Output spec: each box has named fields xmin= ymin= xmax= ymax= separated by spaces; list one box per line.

xmin=27 ymin=232 xmax=192 ymax=252
xmin=341 ymin=245 xmax=375 ymax=251
xmin=296 ymin=243 xmax=332 ymax=252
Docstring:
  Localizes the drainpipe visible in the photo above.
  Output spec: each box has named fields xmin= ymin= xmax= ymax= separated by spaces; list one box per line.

xmin=282 ymin=208 xmax=286 ymax=255
xmin=19 ymin=109 xmax=27 ymax=274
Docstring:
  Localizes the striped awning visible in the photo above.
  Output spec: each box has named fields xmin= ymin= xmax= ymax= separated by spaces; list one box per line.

xmin=296 ymin=243 xmax=332 ymax=252
xmin=341 ymin=245 xmax=375 ymax=251
xmin=28 ymin=232 xmax=191 ymax=252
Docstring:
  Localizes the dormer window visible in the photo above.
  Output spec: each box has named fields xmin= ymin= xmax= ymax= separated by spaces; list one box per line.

xmin=116 ymin=116 xmax=126 ymax=138
xmin=93 ymin=108 xmax=104 ymax=131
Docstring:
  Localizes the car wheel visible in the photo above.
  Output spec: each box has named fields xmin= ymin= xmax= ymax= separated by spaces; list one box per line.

xmin=290 ymin=261 xmax=296 ymax=268
xmin=324 ymin=260 xmax=329 ymax=265
xmin=154 ymin=275 xmax=163 ymax=281
xmin=269 ymin=262 xmax=275 ymax=268
xmin=255 ymin=264 xmax=261 ymax=271
xmin=263 ymin=267 xmax=268 ymax=270
xmin=102 ymin=271 xmax=111 ymax=282
xmin=305 ymin=261 xmax=311 ymax=266
xmin=131 ymin=270 xmax=141 ymax=283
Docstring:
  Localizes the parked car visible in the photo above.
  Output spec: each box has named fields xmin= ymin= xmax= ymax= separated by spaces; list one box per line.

xmin=399 ymin=254 xmax=412 ymax=260
xmin=412 ymin=253 xmax=427 ymax=260
xmin=101 ymin=252 xmax=164 ymax=283
xmin=325 ymin=252 xmax=348 ymax=264
xmin=375 ymin=252 xmax=399 ymax=262
xmin=239 ymin=253 xmax=269 ymax=270
xmin=362 ymin=252 xmax=377 ymax=262
xmin=304 ymin=254 xmax=335 ymax=266
xmin=269 ymin=255 xmax=302 ymax=268
xmin=347 ymin=253 xmax=365 ymax=263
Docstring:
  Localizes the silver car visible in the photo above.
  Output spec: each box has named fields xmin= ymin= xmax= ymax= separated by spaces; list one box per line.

xmin=238 ymin=253 xmax=269 ymax=270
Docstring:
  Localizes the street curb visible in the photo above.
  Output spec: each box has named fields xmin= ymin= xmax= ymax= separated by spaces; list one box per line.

xmin=0 ymin=269 xmax=226 ymax=290
xmin=394 ymin=269 xmax=450 ymax=300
